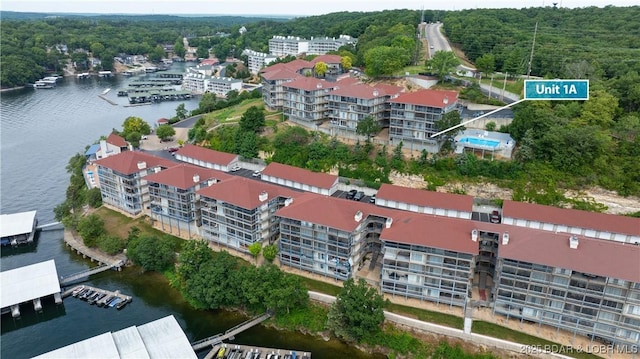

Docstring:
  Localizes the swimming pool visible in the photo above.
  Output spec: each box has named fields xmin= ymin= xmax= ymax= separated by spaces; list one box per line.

xmin=457 ymin=137 xmax=500 ymax=149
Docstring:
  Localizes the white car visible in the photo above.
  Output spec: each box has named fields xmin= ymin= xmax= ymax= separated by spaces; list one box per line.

xmin=252 ymin=170 xmax=261 ymax=177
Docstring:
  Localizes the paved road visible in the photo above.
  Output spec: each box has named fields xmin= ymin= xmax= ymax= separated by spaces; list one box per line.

xmin=425 ymin=22 xmax=451 ymax=58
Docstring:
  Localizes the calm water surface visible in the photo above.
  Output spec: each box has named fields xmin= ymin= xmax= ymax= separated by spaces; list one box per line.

xmin=0 ymin=69 xmax=383 ymax=359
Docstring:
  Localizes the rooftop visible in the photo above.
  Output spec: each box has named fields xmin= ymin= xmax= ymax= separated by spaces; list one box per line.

xmin=498 ymin=226 xmax=640 ymax=283
xmin=376 ymin=183 xmax=474 ymax=213
xmin=283 ymin=77 xmax=335 ymax=91
xmin=0 ymin=210 xmax=37 ymax=238
xmin=175 ymin=144 xmax=239 ymax=166
xmin=329 ymin=82 xmax=403 ymax=100
xmin=389 ymin=89 xmax=459 ymax=108
xmin=261 ymin=162 xmax=339 ymax=190
xmin=106 ymin=132 xmax=128 ymax=148
xmin=502 ymin=200 xmax=640 ymax=236
xmin=1 ymin=259 xmax=60 ymax=309
xmin=143 ymin=163 xmax=231 ymax=190
xmin=32 ymin=315 xmax=196 ymax=359
xmin=94 ymin=151 xmax=175 ymax=175
xmin=197 ymin=176 xmax=299 ymax=209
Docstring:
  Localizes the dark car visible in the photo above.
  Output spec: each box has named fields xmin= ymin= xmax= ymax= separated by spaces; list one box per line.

xmin=354 ymin=191 xmax=365 ymax=201
xmin=167 ymin=147 xmax=179 ymax=153
xmin=490 ymin=210 xmax=501 ymax=223
xmin=346 ymin=189 xmax=357 ymax=199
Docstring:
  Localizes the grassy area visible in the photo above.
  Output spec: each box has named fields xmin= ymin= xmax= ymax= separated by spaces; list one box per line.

xmin=396 ymin=64 xmax=427 ymax=76
xmin=296 ymin=275 xmax=343 ymax=296
xmin=478 ymin=75 xmax=524 ymax=96
xmin=270 ymin=303 xmax=328 ymax=333
xmin=472 ymin=321 xmax=602 ymax=359
xmin=385 ymin=302 xmax=464 ymax=330
xmin=202 ymin=98 xmax=264 ymax=124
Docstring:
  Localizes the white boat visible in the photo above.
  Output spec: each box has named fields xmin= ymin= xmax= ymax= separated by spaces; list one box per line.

xmin=33 ymin=80 xmax=55 ymax=89
xmin=101 ymin=88 xmax=111 ymax=95
xmin=42 ymin=76 xmax=61 ymax=83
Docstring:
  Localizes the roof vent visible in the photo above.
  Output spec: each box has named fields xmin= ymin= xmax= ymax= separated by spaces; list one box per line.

xmin=502 ymin=232 xmax=509 ymax=245
xmin=193 ymin=174 xmax=200 ymax=183
xmin=259 ymin=191 xmax=268 ymax=202
xmin=207 ymin=179 xmax=216 ymax=186
xmin=569 ymin=235 xmax=579 ymax=249
xmin=354 ymin=210 xmax=363 ymax=222
xmin=385 ymin=217 xmax=393 ymax=229
xmin=316 ymin=83 xmax=322 ymax=89
xmin=471 ymin=229 xmax=478 ymax=242
xmin=284 ymin=198 xmax=294 ymax=207
xmin=373 ymin=90 xmax=379 ymax=97
xmin=137 ymin=161 xmax=147 ymax=170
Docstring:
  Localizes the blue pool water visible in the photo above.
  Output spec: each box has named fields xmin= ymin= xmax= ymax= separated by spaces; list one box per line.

xmin=458 ymin=137 xmax=500 ymax=148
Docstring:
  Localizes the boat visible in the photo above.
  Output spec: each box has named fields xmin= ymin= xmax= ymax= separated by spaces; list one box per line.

xmin=71 ymin=286 xmax=85 ymax=297
xmin=116 ymin=298 xmax=129 ymax=310
xmin=33 ymin=80 xmax=55 ymax=89
xmin=108 ymin=297 xmax=122 ymax=308
xmin=101 ymin=88 xmax=111 ymax=95
xmin=97 ymin=295 xmax=113 ymax=307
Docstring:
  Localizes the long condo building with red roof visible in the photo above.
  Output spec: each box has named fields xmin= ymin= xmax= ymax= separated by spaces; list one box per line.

xmin=94 ymin=146 xmax=640 ymax=348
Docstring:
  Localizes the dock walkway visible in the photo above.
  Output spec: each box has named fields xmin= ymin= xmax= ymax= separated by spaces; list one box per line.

xmin=61 ymin=229 xmax=126 ymax=285
xmin=206 ymin=344 xmax=311 ymax=359
xmin=192 ymin=313 xmax=271 ymax=351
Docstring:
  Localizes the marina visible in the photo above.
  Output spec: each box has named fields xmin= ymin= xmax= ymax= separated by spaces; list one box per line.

xmin=0 ymin=260 xmax=62 ymax=318
xmin=207 ymin=344 xmax=311 ymax=359
xmin=0 ymin=210 xmax=38 ymax=246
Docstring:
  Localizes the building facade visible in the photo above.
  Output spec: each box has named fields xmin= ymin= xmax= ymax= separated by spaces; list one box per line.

xmin=269 ymin=36 xmax=309 ymax=56
xmin=198 ymin=177 xmax=298 ymax=253
xmin=95 ymin=151 xmax=174 ymax=217
xmin=282 ymin=78 xmax=336 ymax=126
xmin=243 ymin=49 xmax=278 ymax=75
xmin=145 ymin=164 xmax=231 ymax=238
xmin=389 ymin=89 xmax=459 ymax=153
xmin=307 ymin=35 xmax=357 ymax=55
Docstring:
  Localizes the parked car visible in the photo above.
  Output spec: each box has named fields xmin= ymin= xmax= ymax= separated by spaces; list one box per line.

xmin=369 ymin=194 xmax=376 ymax=203
xmin=252 ymin=170 xmax=261 ymax=177
xmin=229 ymin=165 xmax=240 ymax=172
xmin=167 ymin=147 xmax=179 ymax=153
xmin=354 ymin=191 xmax=365 ymax=201
xmin=346 ymin=189 xmax=357 ymax=200
xmin=490 ymin=210 xmax=501 ymax=223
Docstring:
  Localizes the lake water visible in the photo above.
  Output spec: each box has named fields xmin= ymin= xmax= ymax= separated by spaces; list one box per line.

xmin=0 ymin=67 xmax=384 ymax=359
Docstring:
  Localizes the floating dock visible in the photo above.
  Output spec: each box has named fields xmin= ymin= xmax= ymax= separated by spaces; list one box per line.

xmin=206 ymin=344 xmax=311 ymax=359
xmin=63 ymin=285 xmax=132 ymax=310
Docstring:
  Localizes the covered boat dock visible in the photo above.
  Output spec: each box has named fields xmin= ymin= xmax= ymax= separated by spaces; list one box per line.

xmin=0 ymin=259 xmax=62 ymax=318
xmin=1 ymin=210 xmax=38 ymax=246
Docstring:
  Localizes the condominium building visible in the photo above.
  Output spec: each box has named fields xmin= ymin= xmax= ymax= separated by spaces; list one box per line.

xmin=309 ymin=55 xmax=344 ymax=77
xmin=381 ymin=213 xmax=480 ymax=308
xmin=493 ymin=226 xmax=640 ymax=347
xmin=282 ymin=78 xmax=336 ymax=126
xmin=502 ymin=200 xmax=640 ymax=244
xmin=260 ymin=162 xmax=339 ymax=196
xmin=260 ymin=68 xmax=302 ymax=110
xmin=144 ymin=164 xmax=231 ymax=238
xmin=307 ymin=35 xmax=357 ymax=55
xmin=268 ymin=36 xmax=309 ymax=56
xmin=95 ymin=151 xmax=175 ymax=217
xmin=375 ymin=183 xmax=473 ymax=219
xmin=389 ymin=89 xmax=460 ymax=153
xmin=197 ymin=177 xmax=299 ymax=253
xmin=327 ymin=83 xmax=403 ymax=134
xmin=175 ymin=144 xmax=240 ymax=172
xmin=206 ymin=77 xmax=242 ymax=97
xmin=242 ymin=49 xmax=278 ymax=75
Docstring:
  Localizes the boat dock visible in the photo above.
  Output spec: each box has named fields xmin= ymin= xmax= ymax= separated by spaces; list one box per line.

xmin=1 ymin=260 xmax=62 ymax=318
xmin=98 ymin=95 xmax=118 ymax=105
xmin=61 ymin=229 xmax=125 ymax=285
xmin=1 ymin=210 xmax=38 ymax=246
xmin=63 ymin=285 xmax=132 ymax=309
xmin=205 ymin=344 xmax=311 ymax=359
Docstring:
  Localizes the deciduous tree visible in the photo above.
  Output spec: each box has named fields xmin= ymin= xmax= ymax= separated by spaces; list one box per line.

xmin=122 ymin=116 xmax=151 ymax=137
xmin=425 ymin=51 xmax=460 ymax=81
xmin=156 ymin=124 xmax=176 ymax=141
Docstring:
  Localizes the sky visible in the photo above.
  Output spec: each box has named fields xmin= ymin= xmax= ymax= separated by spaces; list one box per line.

xmin=1 ymin=0 xmax=637 ymax=16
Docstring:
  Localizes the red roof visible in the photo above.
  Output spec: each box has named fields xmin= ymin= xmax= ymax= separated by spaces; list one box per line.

xmin=376 ymin=184 xmax=474 ymax=213
xmin=95 ymin=151 xmax=175 ymax=175
xmin=261 ymin=68 xmax=303 ymax=81
xmin=329 ymin=83 xmax=403 ymax=100
xmin=106 ymin=133 xmax=127 ymax=148
xmin=157 ymin=118 xmax=169 ymax=124
xmin=498 ymin=225 xmax=640 ymax=282
xmin=175 ymin=144 xmax=238 ymax=166
xmin=143 ymin=163 xmax=231 ymax=190
xmin=197 ymin=176 xmax=299 ymax=210
xmin=284 ymin=59 xmax=313 ymax=72
xmin=282 ymin=78 xmax=335 ymax=91
xmin=261 ymin=162 xmax=338 ymax=190
xmin=381 ymin=213 xmax=480 ymax=255
xmin=503 ymin=200 xmax=640 ymax=236
xmin=311 ymin=55 xmax=342 ymax=65
xmin=276 ymin=193 xmax=398 ymax=232
xmin=389 ymin=89 xmax=459 ymax=108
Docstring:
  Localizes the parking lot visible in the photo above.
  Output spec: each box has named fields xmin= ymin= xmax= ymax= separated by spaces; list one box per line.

xmin=332 ymin=189 xmax=375 ymax=204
